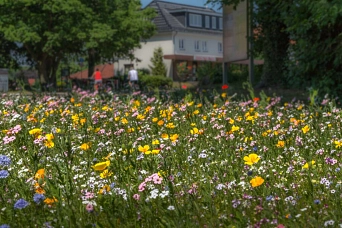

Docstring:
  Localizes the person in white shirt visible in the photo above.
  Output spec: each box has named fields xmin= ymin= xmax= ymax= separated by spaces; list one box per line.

xmin=128 ymin=67 xmax=138 ymax=90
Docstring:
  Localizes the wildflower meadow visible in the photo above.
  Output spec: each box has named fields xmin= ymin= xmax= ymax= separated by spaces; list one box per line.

xmin=0 ymin=88 xmax=341 ymax=227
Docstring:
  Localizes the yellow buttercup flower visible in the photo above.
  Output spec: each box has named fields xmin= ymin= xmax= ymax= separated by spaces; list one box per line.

xmin=170 ymin=134 xmax=179 ymax=142
xmin=92 ymin=160 xmax=110 ymax=171
xmin=231 ymin=125 xmax=239 ymax=132
xmin=80 ymin=143 xmax=91 ymax=151
xmin=190 ymin=127 xmax=199 ymax=134
xmin=250 ymin=176 xmax=264 ymax=188
xmin=138 ymin=145 xmax=151 ymax=154
xmin=44 ymin=140 xmax=54 ymax=148
xmin=152 ymin=139 xmax=160 ymax=145
xmin=100 ymin=169 xmax=113 ymax=179
xmin=302 ymin=160 xmax=315 ymax=169
xmin=243 ymin=154 xmax=260 ymax=166
xmin=334 ymin=141 xmax=342 ymax=149
xmin=29 ymin=128 xmax=42 ymax=137
xmin=276 ymin=140 xmax=285 ymax=148
xmin=302 ymin=125 xmax=310 ymax=134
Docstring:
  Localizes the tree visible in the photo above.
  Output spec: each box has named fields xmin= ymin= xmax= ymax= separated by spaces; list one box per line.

xmin=207 ymin=0 xmax=290 ymax=88
xmin=0 ymin=0 xmax=156 ymax=88
xmin=282 ymin=0 xmax=342 ymax=97
xmin=149 ymin=47 xmax=167 ymax=76
xmin=0 ymin=33 xmax=20 ymax=69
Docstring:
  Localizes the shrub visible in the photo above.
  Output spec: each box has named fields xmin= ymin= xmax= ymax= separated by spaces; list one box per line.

xmin=139 ymin=75 xmax=173 ymax=90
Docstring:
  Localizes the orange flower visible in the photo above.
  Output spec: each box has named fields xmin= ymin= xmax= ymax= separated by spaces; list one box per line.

xmin=35 ymin=169 xmax=45 ymax=179
xmin=44 ymin=197 xmax=58 ymax=205
xmin=250 ymin=176 xmax=264 ymax=187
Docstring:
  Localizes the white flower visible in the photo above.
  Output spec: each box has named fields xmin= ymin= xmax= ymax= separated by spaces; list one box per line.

xmin=167 ymin=205 xmax=175 ymax=210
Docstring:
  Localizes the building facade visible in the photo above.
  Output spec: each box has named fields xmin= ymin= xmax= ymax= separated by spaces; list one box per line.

xmin=115 ymin=0 xmax=223 ymax=80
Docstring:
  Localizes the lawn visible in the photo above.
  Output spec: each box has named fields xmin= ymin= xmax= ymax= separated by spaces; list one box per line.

xmin=0 ymin=87 xmax=341 ymax=227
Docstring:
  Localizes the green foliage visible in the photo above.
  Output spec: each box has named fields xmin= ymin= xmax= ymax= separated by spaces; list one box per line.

xmin=139 ymin=75 xmax=173 ymax=90
xmin=196 ymin=63 xmax=222 ymax=86
xmin=0 ymin=0 xmax=156 ymax=86
xmin=149 ymin=47 xmax=167 ymax=77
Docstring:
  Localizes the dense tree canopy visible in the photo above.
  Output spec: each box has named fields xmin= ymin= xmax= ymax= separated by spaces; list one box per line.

xmin=207 ymin=0 xmax=342 ymax=97
xmin=0 ymin=0 xmax=156 ymax=86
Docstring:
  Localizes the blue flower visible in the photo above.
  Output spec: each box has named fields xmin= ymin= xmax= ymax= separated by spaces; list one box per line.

xmin=314 ymin=199 xmax=321 ymax=204
xmin=0 ymin=170 xmax=9 ymax=178
xmin=33 ymin=193 xmax=45 ymax=204
xmin=14 ymin=198 xmax=29 ymax=209
xmin=0 ymin=155 xmax=11 ymax=166
xmin=266 ymin=195 xmax=273 ymax=201
xmin=247 ymin=170 xmax=253 ymax=176
xmin=0 ymin=224 xmax=10 ymax=228
xmin=253 ymin=146 xmax=258 ymax=151
xmin=336 ymin=168 xmax=340 ymax=172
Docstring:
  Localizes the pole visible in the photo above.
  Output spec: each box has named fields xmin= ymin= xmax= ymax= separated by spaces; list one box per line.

xmin=248 ymin=0 xmax=254 ymax=85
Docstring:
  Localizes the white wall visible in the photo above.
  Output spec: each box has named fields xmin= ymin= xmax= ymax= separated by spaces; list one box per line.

xmin=115 ymin=34 xmax=174 ymax=77
xmin=175 ymin=32 xmax=223 ymax=58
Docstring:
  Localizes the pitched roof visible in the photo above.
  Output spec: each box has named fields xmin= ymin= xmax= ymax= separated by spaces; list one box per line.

xmin=70 ymin=64 xmax=114 ymax=80
xmin=147 ymin=0 xmax=222 ymax=35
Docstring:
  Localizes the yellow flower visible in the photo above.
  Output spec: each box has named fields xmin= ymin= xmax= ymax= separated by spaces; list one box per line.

xmin=193 ymin=110 xmax=199 ymax=115
xmin=229 ymin=119 xmax=234 ymax=124
xmin=98 ymin=185 xmax=110 ymax=194
xmin=152 ymin=139 xmax=160 ymax=145
xmin=100 ymin=169 xmax=113 ymax=178
xmin=80 ymin=143 xmax=91 ymax=151
xmin=152 ymin=149 xmax=160 ymax=155
xmin=231 ymin=125 xmax=239 ymax=132
xmin=170 ymin=134 xmax=179 ymax=142
xmin=221 ymin=93 xmax=227 ymax=98
xmin=121 ymin=118 xmax=128 ymax=124
xmin=243 ymin=154 xmax=260 ymax=165
xmin=190 ymin=127 xmax=199 ymax=134
xmin=166 ymin=122 xmax=175 ymax=128
xmin=29 ymin=128 xmax=42 ymax=137
xmin=152 ymin=117 xmax=158 ymax=122
xmin=44 ymin=140 xmax=54 ymax=148
xmin=35 ymin=169 xmax=45 ymax=179
xmin=161 ymin=133 xmax=169 ymax=139
xmin=44 ymin=197 xmax=58 ymax=205
xmin=138 ymin=145 xmax=151 ymax=154
xmin=80 ymin=118 xmax=86 ymax=125
xmin=276 ymin=140 xmax=285 ymax=148
xmin=158 ymin=120 xmax=164 ymax=126
xmin=334 ymin=140 xmax=342 ymax=148
xmin=45 ymin=133 xmax=54 ymax=141
xmin=92 ymin=160 xmax=110 ymax=171
xmin=136 ymin=114 xmax=145 ymax=121
xmin=250 ymin=176 xmax=264 ymax=188
xmin=70 ymin=97 xmax=75 ymax=103
xmin=302 ymin=125 xmax=310 ymax=134
xmin=302 ymin=160 xmax=315 ymax=169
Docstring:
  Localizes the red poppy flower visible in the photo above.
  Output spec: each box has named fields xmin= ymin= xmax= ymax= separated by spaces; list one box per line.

xmin=222 ymin=84 xmax=229 ymax=90
xmin=182 ymin=85 xmax=187 ymax=89
xmin=254 ymin=97 xmax=260 ymax=102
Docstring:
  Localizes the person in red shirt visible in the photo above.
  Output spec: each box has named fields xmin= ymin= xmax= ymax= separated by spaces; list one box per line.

xmin=92 ymin=68 xmax=102 ymax=91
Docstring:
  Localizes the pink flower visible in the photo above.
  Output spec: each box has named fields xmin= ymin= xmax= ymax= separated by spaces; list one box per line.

xmin=153 ymin=176 xmax=163 ymax=184
xmin=133 ymin=194 xmax=140 ymax=201
xmin=277 ymin=224 xmax=285 ymax=228
xmin=138 ymin=182 xmax=146 ymax=192
xmin=86 ymin=203 xmax=94 ymax=212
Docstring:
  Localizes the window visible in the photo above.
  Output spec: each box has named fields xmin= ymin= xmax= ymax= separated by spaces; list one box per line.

xmin=202 ymin=41 xmax=208 ymax=52
xmin=212 ymin=16 xmax=217 ymax=29
xmin=219 ymin=17 xmax=223 ymax=30
xmin=179 ymin=39 xmax=185 ymax=50
xmin=205 ymin=16 xmax=210 ymax=28
xmin=194 ymin=41 xmax=200 ymax=51
xmin=189 ymin=13 xmax=202 ymax=27
xmin=218 ymin=42 xmax=223 ymax=53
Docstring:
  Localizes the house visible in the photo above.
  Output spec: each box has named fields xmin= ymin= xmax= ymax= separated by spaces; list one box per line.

xmin=115 ymin=0 xmax=223 ymax=81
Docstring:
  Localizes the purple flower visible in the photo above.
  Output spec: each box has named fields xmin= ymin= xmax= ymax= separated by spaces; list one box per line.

xmin=0 ymin=155 xmax=11 ymax=166
xmin=0 ymin=224 xmax=10 ymax=228
xmin=14 ymin=198 xmax=29 ymax=209
xmin=0 ymin=170 xmax=9 ymax=178
xmin=33 ymin=193 xmax=45 ymax=204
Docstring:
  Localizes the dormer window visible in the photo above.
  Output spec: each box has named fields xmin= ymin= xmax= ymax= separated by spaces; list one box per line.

xmin=205 ymin=16 xmax=210 ymax=28
xmin=212 ymin=17 xmax=217 ymax=29
xmin=189 ymin=13 xmax=202 ymax=27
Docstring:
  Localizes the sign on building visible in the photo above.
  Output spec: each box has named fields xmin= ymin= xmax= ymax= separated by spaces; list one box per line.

xmin=0 ymin=69 xmax=9 ymax=92
xmin=223 ymin=1 xmax=248 ymax=63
